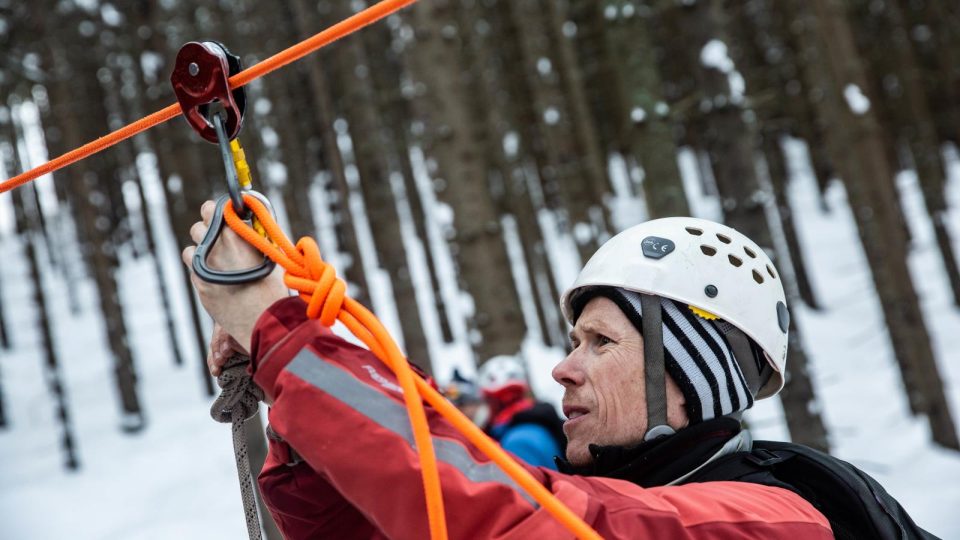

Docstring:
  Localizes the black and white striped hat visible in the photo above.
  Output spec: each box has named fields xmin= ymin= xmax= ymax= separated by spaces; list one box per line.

xmin=572 ymin=287 xmax=766 ymax=424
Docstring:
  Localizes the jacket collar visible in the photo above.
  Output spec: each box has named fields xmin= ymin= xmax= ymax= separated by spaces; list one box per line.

xmin=556 ymin=417 xmax=749 ymax=487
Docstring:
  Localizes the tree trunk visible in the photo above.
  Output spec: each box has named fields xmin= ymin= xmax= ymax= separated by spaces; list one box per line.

xmin=132 ymin=157 xmax=186 ymax=367
xmin=0 ymin=238 xmax=10 ymax=351
xmin=284 ymin=0 xmax=373 ymax=308
xmin=895 ymin=0 xmax=960 ymax=147
xmin=669 ymin=0 xmax=830 ymax=451
xmin=853 ymin=0 xmax=960 ymax=307
xmin=503 ymin=0 xmax=608 ymax=263
xmin=764 ymin=136 xmax=821 ymax=309
xmin=325 ymin=1 xmax=431 ymax=372
xmin=573 ymin=0 xmax=691 ymax=219
xmin=455 ymin=0 xmax=560 ymax=348
xmin=364 ymin=19 xmax=455 ymax=344
xmin=404 ymin=1 xmax=526 ymax=362
xmin=544 ymin=0 xmax=613 ymax=232
xmin=723 ymin=0 xmax=822 ymax=309
xmin=37 ymin=5 xmax=146 ymax=431
xmin=3 ymin=111 xmax=81 ymax=468
xmin=25 ymin=91 xmax=83 ymax=316
xmin=795 ymin=0 xmax=959 ymax=449
xmin=130 ymin=0 xmax=215 ymax=395
xmin=100 ymin=29 xmax=186 ymax=367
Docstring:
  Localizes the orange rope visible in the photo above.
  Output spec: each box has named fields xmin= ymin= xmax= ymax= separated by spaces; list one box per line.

xmin=0 ymin=0 xmax=417 ymax=194
xmin=0 ymin=104 xmax=182 ymax=194
xmin=226 ymin=195 xmax=602 ymax=540
xmin=0 ymin=0 xmax=601 ymax=534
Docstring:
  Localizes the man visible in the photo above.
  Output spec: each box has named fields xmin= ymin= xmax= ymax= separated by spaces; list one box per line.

xmin=477 ymin=356 xmax=565 ymax=469
xmin=184 ymin=206 xmax=852 ymax=538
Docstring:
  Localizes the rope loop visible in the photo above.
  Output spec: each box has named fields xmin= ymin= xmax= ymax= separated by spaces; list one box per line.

xmin=210 ymin=354 xmax=264 ymax=424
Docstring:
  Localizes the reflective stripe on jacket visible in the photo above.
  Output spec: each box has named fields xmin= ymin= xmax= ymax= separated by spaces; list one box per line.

xmin=250 ymin=297 xmax=833 ymax=540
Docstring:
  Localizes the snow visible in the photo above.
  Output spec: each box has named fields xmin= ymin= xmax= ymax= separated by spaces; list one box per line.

xmin=1 ymin=133 xmax=960 ymax=539
xmin=606 ymin=152 xmax=648 ymax=232
xmin=844 ymin=84 xmax=872 ymax=115
xmin=699 ymin=39 xmax=745 ymax=102
xmin=501 ymin=214 xmax=542 ymax=345
xmin=501 ymin=131 xmax=519 ymax=159
xmin=542 ymin=107 xmax=560 ymax=125
xmin=536 ymin=57 xmax=552 ymax=76
xmin=700 ymin=39 xmax=735 ymax=73
xmin=677 ymin=146 xmax=723 ymax=221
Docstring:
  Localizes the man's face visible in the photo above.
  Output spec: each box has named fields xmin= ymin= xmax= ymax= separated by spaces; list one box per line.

xmin=553 ymin=296 xmax=647 ymax=466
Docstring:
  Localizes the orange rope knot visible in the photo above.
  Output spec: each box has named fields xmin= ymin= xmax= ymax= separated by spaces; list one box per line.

xmin=297 ymin=238 xmax=345 ymax=326
xmin=223 ymin=196 xmax=344 ymax=326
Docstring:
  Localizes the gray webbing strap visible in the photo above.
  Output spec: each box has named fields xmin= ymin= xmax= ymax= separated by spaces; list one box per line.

xmin=210 ymin=354 xmax=265 ymax=540
xmin=723 ymin=326 xmax=763 ymax=397
xmin=640 ymin=294 xmax=668 ymax=432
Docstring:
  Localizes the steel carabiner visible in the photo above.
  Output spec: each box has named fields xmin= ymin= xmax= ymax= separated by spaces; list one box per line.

xmin=192 ymin=113 xmax=276 ymax=285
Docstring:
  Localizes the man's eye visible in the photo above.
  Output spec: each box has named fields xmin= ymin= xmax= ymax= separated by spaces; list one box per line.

xmin=597 ymin=335 xmax=612 ymax=346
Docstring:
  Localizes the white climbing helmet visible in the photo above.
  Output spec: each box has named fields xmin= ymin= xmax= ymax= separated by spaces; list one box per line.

xmin=560 ymin=217 xmax=789 ymax=399
xmin=477 ymin=355 xmax=529 ymax=395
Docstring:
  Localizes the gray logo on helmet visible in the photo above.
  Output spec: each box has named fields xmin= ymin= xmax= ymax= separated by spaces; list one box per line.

xmin=777 ymin=301 xmax=789 ymax=333
xmin=642 ymin=236 xmax=675 ymax=259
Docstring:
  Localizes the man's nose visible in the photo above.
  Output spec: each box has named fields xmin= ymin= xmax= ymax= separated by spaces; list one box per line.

xmin=552 ymin=351 xmax=583 ymax=388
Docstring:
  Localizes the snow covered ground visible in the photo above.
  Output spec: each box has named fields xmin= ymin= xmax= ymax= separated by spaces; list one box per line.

xmin=1 ymin=139 xmax=959 ymax=538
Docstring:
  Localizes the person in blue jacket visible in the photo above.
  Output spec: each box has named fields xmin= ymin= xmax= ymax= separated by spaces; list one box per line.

xmin=477 ymin=356 xmax=566 ymax=469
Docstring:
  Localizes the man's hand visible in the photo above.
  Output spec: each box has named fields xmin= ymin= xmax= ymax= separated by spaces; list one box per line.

xmin=181 ymin=200 xmax=288 ymax=353
xmin=208 ymin=322 xmax=248 ymax=376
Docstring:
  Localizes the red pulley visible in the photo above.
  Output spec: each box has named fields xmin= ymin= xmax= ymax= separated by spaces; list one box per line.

xmin=170 ymin=41 xmax=246 ymax=143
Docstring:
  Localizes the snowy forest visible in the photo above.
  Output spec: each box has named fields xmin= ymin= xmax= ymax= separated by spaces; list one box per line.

xmin=1 ymin=0 xmax=959 ymax=538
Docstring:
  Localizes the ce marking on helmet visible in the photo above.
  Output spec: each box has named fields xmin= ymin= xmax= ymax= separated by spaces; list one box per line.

xmin=641 ymin=236 xmax=676 ymax=260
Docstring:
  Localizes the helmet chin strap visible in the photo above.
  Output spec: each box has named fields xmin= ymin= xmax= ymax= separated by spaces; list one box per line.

xmin=640 ymin=294 xmax=676 ymax=442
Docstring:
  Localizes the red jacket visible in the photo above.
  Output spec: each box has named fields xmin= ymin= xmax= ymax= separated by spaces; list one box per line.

xmin=250 ymin=298 xmax=833 ymax=539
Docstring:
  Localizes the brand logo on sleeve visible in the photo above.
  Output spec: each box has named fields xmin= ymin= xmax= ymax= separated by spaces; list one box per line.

xmin=362 ymin=364 xmax=404 ymax=394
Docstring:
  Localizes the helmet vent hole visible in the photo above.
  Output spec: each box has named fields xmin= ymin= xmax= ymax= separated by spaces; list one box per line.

xmin=686 ymin=227 xmax=704 ymax=236
xmin=744 ymin=246 xmax=757 ymax=258
xmin=752 ymin=269 xmax=764 ymax=284
xmin=767 ymin=264 xmax=777 ymax=279
xmin=728 ymin=254 xmax=743 ymax=267
xmin=700 ymin=245 xmax=717 ymax=256
xmin=716 ymin=233 xmax=732 ymax=244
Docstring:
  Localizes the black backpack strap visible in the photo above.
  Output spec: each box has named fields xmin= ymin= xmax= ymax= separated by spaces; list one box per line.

xmin=686 ymin=441 xmax=940 ymax=540
xmin=686 ymin=446 xmax=801 ymax=497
